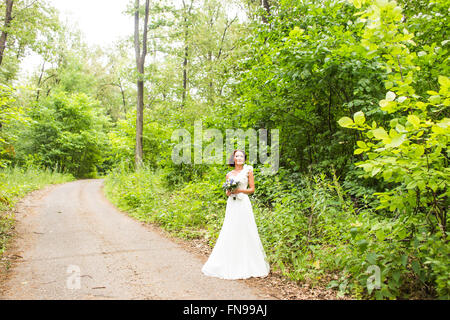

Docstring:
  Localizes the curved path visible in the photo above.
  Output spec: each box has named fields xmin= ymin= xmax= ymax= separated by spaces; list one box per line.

xmin=0 ymin=180 xmax=274 ymax=300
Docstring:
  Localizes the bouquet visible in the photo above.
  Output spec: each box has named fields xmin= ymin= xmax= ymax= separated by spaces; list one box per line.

xmin=222 ymin=178 xmax=239 ymax=200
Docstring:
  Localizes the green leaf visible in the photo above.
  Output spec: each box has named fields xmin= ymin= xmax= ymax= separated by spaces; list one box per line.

xmin=401 ymin=255 xmax=408 ymax=267
xmin=357 ymin=141 xmax=367 ymax=148
xmin=417 ymin=180 xmax=426 ymax=190
xmin=357 ymin=239 xmax=369 ymax=252
xmin=389 ymin=128 xmax=399 ymax=138
xmin=327 ymin=280 xmax=339 ymax=289
xmin=414 ymin=145 xmax=424 ymax=157
xmin=358 ymin=163 xmax=373 ymax=172
xmin=407 ymin=115 xmax=420 ymax=128
xmin=379 ymin=99 xmax=388 ymax=108
xmin=395 ymin=123 xmax=406 ymax=132
xmin=382 ymin=170 xmax=392 ymax=180
xmin=406 ymin=181 xmax=417 ymax=189
xmin=397 ymin=228 xmax=407 ymax=240
xmin=417 ymin=51 xmax=427 ymax=57
xmin=354 ymin=111 xmax=366 ymax=125
xmin=371 ymin=167 xmax=381 ymax=177
xmin=392 ymin=271 xmax=401 ymax=284
xmin=338 ymin=117 xmax=354 ymax=128
xmin=411 ymin=260 xmax=421 ymax=275
xmin=379 ymin=99 xmax=398 ymax=113
xmin=429 ymin=95 xmax=441 ymax=104
xmin=366 ymin=252 xmax=377 ymax=265
xmin=386 ymin=134 xmax=406 ymax=148
xmin=397 ymin=96 xmax=407 ymax=103
xmin=416 ymin=101 xmax=427 ymax=111
xmin=353 ymin=0 xmax=362 ymax=8
xmin=438 ymin=75 xmax=449 ymax=89
xmin=372 ymin=121 xmax=377 ymax=129
xmin=386 ymin=91 xmax=396 ymax=101
xmin=432 ymin=125 xmax=445 ymax=134
xmin=372 ymin=128 xmax=389 ymax=140
xmin=376 ymin=229 xmax=385 ymax=241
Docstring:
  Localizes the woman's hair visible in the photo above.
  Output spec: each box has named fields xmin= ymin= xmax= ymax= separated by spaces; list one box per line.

xmin=228 ymin=149 xmax=246 ymax=167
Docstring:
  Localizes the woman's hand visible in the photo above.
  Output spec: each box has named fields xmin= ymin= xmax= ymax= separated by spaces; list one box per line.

xmin=226 ymin=190 xmax=232 ymax=197
xmin=231 ymin=189 xmax=241 ymax=194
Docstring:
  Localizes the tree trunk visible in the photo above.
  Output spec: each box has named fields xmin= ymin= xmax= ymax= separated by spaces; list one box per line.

xmin=261 ymin=0 xmax=271 ymax=23
xmin=136 ymin=77 xmax=144 ymax=165
xmin=36 ymin=60 xmax=46 ymax=101
xmin=182 ymin=40 xmax=188 ymax=107
xmin=0 ymin=0 xmax=14 ymax=66
xmin=181 ymin=0 xmax=193 ymax=109
xmin=134 ymin=0 xmax=150 ymax=167
xmin=118 ymin=80 xmax=127 ymax=118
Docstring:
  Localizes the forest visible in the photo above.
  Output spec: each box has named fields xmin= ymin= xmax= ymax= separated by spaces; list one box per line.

xmin=0 ymin=0 xmax=448 ymax=299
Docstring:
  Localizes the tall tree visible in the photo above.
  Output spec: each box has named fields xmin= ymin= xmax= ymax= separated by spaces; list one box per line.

xmin=0 ymin=0 xmax=14 ymax=66
xmin=181 ymin=0 xmax=193 ymax=109
xmin=0 ymin=0 xmax=59 ymax=82
xmin=134 ymin=0 xmax=150 ymax=166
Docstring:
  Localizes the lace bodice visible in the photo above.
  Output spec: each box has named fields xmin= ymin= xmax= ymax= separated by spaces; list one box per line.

xmin=229 ymin=164 xmax=253 ymax=191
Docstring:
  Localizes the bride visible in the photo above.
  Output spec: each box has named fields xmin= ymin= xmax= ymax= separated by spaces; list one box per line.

xmin=201 ymin=150 xmax=270 ymax=280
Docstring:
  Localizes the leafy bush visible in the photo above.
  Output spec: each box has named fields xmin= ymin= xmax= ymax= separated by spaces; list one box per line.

xmin=0 ymin=84 xmax=29 ymax=169
xmin=13 ymin=91 xmax=112 ymax=178
xmin=337 ymin=0 xmax=449 ymax=299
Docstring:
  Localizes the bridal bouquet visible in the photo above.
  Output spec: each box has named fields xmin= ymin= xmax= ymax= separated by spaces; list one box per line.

xmin=222 ymin=178 xmax=239 ymax=200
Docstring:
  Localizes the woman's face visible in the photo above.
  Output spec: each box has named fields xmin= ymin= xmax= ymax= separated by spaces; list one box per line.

xmin=234 ymin=151 xmax=245 ymax=166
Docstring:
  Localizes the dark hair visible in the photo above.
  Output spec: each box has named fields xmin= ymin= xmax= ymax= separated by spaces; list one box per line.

xmin=228 ymin=150 xmax=246 ymax=167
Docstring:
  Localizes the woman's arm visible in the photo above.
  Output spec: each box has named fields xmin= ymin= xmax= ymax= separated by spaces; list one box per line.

xmin=225 ymin=172 xmax=232 ymax=197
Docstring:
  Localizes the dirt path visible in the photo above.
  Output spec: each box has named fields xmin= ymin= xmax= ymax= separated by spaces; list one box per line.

xmin=0 ymin=179 xmax=275 ymax=300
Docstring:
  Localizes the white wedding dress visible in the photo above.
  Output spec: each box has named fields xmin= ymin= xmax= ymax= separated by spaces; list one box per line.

xmin=202 ymin=164 xmax=270 ymax=280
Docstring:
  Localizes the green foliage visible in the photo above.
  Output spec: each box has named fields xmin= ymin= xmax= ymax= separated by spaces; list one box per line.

xmin=339 ymin=0 xmax=449 ymax=236
xmin=0 ymin=84 xmax=29 ymax=168
xmin=224 ymin=0 xmax=386 ymax=174
xmin=14 ymin=91 xmax=112 ymax=178
xmin=337 ymin=0 xmax=449 ymax=299
xmin=106 ymin=108 xmax=174 ymax=171
xmin=0 ymin=0 xmax=60 ymax=82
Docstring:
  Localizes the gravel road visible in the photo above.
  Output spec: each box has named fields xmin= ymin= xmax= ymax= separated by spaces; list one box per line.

xmin=0 ymin=179 xmax=274 ymax=300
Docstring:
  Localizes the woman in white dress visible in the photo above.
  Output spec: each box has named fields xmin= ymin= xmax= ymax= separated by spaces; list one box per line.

xmin=202 ymin=150 xmax=270 ymax=280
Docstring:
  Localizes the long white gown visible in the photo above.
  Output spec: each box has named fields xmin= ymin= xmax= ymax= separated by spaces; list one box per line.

xmin=202 ymin=164 xmax=270 ymax=280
